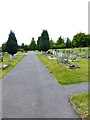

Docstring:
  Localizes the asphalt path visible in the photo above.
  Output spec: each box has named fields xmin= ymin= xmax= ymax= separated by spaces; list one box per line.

xmin=2 ymin=51 xmax=88 ymax=118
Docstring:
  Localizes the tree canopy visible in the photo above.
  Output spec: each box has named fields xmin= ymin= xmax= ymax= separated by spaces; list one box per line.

xmin=6 ymin=30 xmax=18 ymax=55
xmin=29 ymin=37 xmax=36 ymax=51
xmin=37 ymin=30 xmax=50 ymax=52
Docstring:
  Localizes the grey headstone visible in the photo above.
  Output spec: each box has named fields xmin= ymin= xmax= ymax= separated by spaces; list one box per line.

xmin=14 ymin=54 xmax=16 ymax=59
xmin=9 ymin=55 xmax=12 ymax=61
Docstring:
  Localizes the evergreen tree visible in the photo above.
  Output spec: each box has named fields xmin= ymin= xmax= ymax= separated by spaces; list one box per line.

xmin=37 ymin=36 xmax=42 ymax=51
xmin=41 ymin=30 xmax=50 ymax=52
xmin=7 ymin=30 xmax=18 ymax=56
xmin=29 ymin=37 xmax=36 ymax=51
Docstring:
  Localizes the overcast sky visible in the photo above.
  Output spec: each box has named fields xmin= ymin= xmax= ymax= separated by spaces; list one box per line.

xmin=0 ymin=0 xmax=89 ymax=46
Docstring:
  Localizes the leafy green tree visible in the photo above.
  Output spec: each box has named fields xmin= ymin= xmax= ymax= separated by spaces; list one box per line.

xmin=2 ymin=42 xmax=7 ymax=52
xmin=50 ymin=39 xmax=55 ymax=49
xmin=56 ymin=36 xmax=65 ymax=48
xmin=56 ymin=36 xmax=64 ymax=45
xmin=6 ymin=30 xmax=18 ymax=56
xmin=41 ymin=30 xmax=50 ymax=52
xmin=66 ymin=37 xmax=72 ymax=48
xmin=72 ymin=32 xmax=87 ymax=47
xmin=29 ymin=37 xmax=36 ymax=51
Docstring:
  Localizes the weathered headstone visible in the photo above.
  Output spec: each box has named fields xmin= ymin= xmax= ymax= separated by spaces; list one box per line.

xmin=51 ymin=52 xmax=53 ymax=58
xmin=69 ymin=64 xmax=80 ymax=69
xmin=85 ymin=52 xmax=88 ymax=58
xmin=0 ymin=57 xmax=3 ymax=62
xmin=9 ymin=55 xmax=12 ymax=61
xmin=79 ymin=48 xmax=81 ymax=52
xmin=14 ymin=54 xmax=16 ymax=59
xmin=63 ymin=49 xmax=65 ymax=53
xmin=58 ymin=52 xmax=63 ymax=63
xmin=54 ymin=51 xmax=57 ymax=56
xmin=62 ymin=57 xmax=68 ymax=64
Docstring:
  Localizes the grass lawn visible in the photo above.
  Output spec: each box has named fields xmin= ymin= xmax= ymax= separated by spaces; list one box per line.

xmin=70 ymin=93 xmax=89 ymax=119
xmin=37 ymin=52 xmax=88 ymax=84
xmin=0 ymin=53 xmax=25 ymax=79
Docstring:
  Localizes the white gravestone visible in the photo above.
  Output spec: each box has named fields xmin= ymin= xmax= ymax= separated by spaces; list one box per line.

xmin=14 ymin=54 xmax=16 ymax=59
xmin=9 ymin=55 xmax=12 ymax=61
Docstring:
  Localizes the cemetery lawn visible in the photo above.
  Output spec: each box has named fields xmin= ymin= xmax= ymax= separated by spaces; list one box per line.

xmin=70 ymin=93 xmax=89 ymax=119
xmin=0 ymin=53 xmax=25 ymax=79
xmin=37 ymin=54 xmax=88 ymax=84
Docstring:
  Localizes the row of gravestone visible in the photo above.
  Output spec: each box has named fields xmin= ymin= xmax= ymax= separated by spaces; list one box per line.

xmin=50 ymin=49 xmax=88 ymax=59
xmin=49 ymin=50 xmax=81 ymax=69
xmin=0 ymin=54 xmax=16 ymax=63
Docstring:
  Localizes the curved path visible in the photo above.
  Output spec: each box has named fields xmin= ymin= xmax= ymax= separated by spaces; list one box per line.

xmin=2 ymin=51 xmax=88 ymax=118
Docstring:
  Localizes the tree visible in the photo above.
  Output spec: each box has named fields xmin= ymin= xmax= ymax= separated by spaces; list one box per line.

xmin=56 ymin=36 xmax=64 ymax=45
xmin=66 ymin=37 xmax=72 ymax=48
xmin=40 ymin=30 xmax=50 ymax=52
xmin=56 ymin=36 xmax=65 ymax=48
xmin=72 ymin=32 xmax=87 ymax=47
xmin=2 ymin=42 xmax=7 ymax=52
xmin=50 ymin=39 xmax=55 ymax=49
xmin=29 ymin=37 xmax=36 ymax=51
xmin=24 ymin=45 xmax=28 ymax=52
xmin=37 ymin=36 xmax=42 ymax=51
xmin=21 ymin=43 xmax=25 ymax=49
xmin=6 ymin=30 xmax=18 ymax=56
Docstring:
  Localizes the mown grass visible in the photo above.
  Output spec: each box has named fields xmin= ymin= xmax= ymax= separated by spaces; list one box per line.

xmin=70 ymin=93 xmax=89 ymax=119
xmin=37 ymin=54 xmax=88 ymax=84
xmin=0 ymin=53 xmax=25 ymax=79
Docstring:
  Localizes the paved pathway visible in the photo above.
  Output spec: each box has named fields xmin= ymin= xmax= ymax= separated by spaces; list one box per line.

xmin=2 ymin=51 xmax=88 ymax=118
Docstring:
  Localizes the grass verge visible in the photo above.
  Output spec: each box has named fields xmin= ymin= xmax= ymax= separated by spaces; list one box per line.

xmin=37 ymin=54 xmax=88 ymax=84
xmin=70 ymin=93 xmax=89 ymax=119
xmin=0 ymin=53 xmax=25 ymax=79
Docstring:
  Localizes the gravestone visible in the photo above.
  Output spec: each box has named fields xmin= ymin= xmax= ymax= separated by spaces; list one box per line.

xmin=51 ymin=52 xmax=53 ymax=58
xmin=79 ymin=48 xmax=81 ymax=52
xmin=0 ymin=57 xmax=3 ymax=62
xmin=71 ymin=50 xmax=74 ymax=54
xmin=67 ymin=52 xmax=70 ymax=57
xmin=63 ymin=49 xmax=65 ymax=53
xmin=85 ymin=52 xmax=88 ymax=58
xmin=9 ymin=55 xmax=12 ymax=61
xmin=62 ymin=57 xmax=68 ymax=64
xmin=58 ymin=51 xmax=63 ymax=63
xmin=14 ymin=54 xmax=16 ymax=59
xmin=69 ymin=64 xmax=80 ymax=69
xmin=54 ymin=51 xmax=57 ymax=56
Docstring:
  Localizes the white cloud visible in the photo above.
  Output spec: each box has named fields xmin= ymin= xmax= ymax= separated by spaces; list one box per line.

xmin=0 ymin=0 xmax=89 ymax=46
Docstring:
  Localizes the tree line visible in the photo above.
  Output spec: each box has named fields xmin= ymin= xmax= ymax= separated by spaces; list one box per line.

xmin=1 ymin=30 xmax=89 ymax=55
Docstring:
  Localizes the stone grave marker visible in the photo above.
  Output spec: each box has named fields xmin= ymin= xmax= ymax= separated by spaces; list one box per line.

xmin=85 ymin=52 xmax=88 ymax=58
xmin=9 ymin=55 xmax=12 ymax=62
xmin=67 ymin=51 xmax=70 ymax=57
xmin=51 ymin=52 xmax=53 ymax=58
xmin=0 ymin=57 xmax=3 ymax=62
xmin=62 ymin=57 xmax=68 ymax=64
xmin=79 ymin=48 xmax=81 ymax=52
xmin=54 ymin=51 xmax=57 ymax=56
xmin=14 ymin=54 xmax=16 ymax=59
xmin=58 ymin=51 xmax=63 ymax=63
xmin=63 ymin=49 xmax=65 ymax=53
